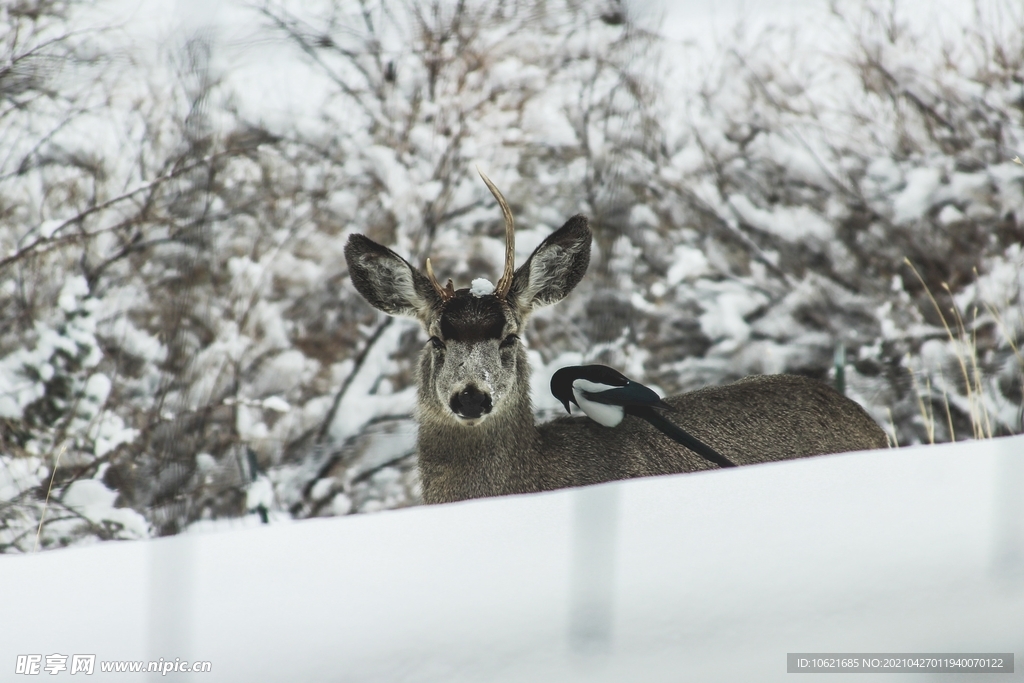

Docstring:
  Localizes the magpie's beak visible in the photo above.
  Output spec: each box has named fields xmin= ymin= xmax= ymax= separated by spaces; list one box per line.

xmin=559 ymin=399 xmax=572 ymax=415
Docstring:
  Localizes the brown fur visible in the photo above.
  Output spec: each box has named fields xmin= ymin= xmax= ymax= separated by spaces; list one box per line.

xmin=416 ymin=373 xmax=888 ymax=502
xmin=345 ymin=211 xmax=888 ymax=505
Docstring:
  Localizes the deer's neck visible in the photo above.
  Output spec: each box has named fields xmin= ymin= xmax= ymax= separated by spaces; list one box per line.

xmin=416 ymin=392 xmax=541 ymax=504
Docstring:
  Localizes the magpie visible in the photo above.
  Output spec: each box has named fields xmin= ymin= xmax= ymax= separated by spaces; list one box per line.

xmin=550 ymin=365 xmax=737 ymax=468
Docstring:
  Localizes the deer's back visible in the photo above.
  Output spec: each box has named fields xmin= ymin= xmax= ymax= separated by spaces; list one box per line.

xmin=536 ymin=374 xmax=888 ymax=491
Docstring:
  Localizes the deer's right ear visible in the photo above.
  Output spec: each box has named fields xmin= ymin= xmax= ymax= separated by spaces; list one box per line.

xmin=344 ymin=234 xmax=440 ymax=320
xmin=508 ymin=215 xmax=591 ymax=314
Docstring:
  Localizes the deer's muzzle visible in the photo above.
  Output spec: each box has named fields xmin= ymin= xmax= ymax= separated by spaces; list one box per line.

xmin=449 ymin=385 xmax=492 ymax=420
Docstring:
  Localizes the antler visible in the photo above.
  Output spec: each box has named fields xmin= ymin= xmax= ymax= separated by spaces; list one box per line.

xmin=425 ymin=257 xmax=456 ymax=302
xmin=477 ymin=168 xmax=515 ymax=299
xmin=422 ymin=169 xmax=516 ymax=303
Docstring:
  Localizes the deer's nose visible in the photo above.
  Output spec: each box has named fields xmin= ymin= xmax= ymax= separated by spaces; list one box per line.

xmin=450 ymin=385 xmax=492 ymax=419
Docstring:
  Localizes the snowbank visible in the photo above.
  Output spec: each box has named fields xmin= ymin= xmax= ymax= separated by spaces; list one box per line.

xmin=2 ymin=435 xmax=1022 ymax=682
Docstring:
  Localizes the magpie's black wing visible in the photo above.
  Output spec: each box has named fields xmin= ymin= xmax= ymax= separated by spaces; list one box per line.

xmin=579 ymin=383 xmax=672 ymax=410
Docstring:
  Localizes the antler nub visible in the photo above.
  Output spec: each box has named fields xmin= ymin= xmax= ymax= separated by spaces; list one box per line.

xmin=477 ymin=168 xmax=515 ymax=299
xmin=425 ymin=257 xmax=455 ymax=302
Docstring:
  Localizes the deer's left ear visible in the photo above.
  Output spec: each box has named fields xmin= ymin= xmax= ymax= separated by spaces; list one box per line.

xmin=345 ymin=234 xmax=441 ymax=321
xmin=507 ymin=215 xmax=591 ymax=314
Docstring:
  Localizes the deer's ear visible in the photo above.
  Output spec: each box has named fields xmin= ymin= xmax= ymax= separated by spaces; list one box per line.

xmin=345 ymin=234 xmax=440 ymax=320
xmin=508 ymin=215 xmax=591 ymax=314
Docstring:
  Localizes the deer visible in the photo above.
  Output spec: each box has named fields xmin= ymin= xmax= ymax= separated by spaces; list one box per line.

xmin=344 ymin=171 xmax=889 ymax=504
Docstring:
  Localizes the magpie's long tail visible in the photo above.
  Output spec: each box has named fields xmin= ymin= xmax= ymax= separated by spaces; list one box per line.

xmin=631 ymin=407 xmax=737 ymax=468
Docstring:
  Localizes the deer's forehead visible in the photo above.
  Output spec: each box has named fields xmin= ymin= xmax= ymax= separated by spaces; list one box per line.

xmin=433 ymin=294 xmax=516 ymax=342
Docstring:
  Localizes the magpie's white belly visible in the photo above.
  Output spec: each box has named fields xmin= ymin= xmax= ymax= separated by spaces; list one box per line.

xmin=572 ymin=383 xmax=624 ymax=427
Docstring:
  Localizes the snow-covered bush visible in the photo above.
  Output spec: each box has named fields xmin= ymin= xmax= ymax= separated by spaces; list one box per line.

xmin=1 ymin=0 xmax=1021 ymax=550
xmin=640 ymin=1 xmax=1024 ymax=444
xmin=0 ymin=277 xmax=148 ymax=549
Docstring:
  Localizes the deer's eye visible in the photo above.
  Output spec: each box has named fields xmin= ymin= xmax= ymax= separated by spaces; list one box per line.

xmin=429 ymin=336 xmax=445 ymax=351
xmin=500 ymin=334 xmax=519 ymax=349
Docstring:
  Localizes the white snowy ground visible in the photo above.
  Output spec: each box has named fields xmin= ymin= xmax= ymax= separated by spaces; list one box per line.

xmin=2 ymin=435 xmax=1022 ymax=682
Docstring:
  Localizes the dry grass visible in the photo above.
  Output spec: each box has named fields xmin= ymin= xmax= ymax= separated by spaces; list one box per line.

xmin=903 ymin=258 xmax=1022 ymax=443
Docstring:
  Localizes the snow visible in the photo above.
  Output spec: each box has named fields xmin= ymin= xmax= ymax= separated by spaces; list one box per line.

xmin=892 ymin=167 xmax=943 ymax=224
xmin=261 ymin=396 xmax=291 ymax=413
xmin=308 ymin=477 xmax=335 ymax=502
xmin=88 ymin=412 xmax=138 ymax=458
xmin=102 ymin=316 xmax=167 ymax=364
xmin=62 ymin=478 xmax=118 ymax=511
xmin=0 ymin=280 xmax=105 ymax=426
xmin=251 ymin=350 xmax=313 ymax=398
xmin=0 ymin=356 xmax=45 ymax=419
xmin=696 ymin=281 xmax=769 ymax=346
xmin=58 ymin=276 xmax=90 ymax=312
xmin=522 ymin=97 xmax=577 ymax=147
xmin=326 ymin=320 xmax=418 ymax=442
xmin=729 ymin=194 xmax=834 ymax=242
xmin=245 ymin=476 xmax=274 ymax=511
xmin=628 ymin=205 xmax=658 ymax=229
xmin=0 ymin=457 xmax=47 ymax=503
xmin=1 ymin=435 xmax=1021 ymax=681
xmin=471 ymin=278 xmax=496 ymax=297
xmin=330 ymin=492 xmax=353 ymax=515
xmin=344 ymin=429 xmax=417 ymax=484
xmin=937 ymin=204 xmax=965 ymax=225
xmin=61 ymin=479 xmax=150 ymax=539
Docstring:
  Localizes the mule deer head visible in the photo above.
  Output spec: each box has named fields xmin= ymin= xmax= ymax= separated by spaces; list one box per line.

xmin=345 ymin=170 xmax=590 ymax=428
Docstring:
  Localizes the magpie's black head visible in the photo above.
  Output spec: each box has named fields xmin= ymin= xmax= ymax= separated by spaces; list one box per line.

xmin=550 ymin=364 xmax=630 ymax=414
xmin=550 ymin=367 xmax=578 ymax=414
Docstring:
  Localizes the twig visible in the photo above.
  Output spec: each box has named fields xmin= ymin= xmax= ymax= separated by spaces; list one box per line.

xmin=33 ymin=441 xmax=68 ymax=552
xmin=885 ymin=408 xmax=899 ymax=447
xmin=347 ymin=450 xmax=416 ymax=488
xmin=0 ymin=153 xmax=226 ymax=271
xmin=315 ymin=317 xmax=395 ymax=444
